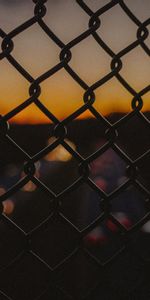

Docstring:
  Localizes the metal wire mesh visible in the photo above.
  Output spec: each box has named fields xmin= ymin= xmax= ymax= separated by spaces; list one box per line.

xmin=0 ymin=0 xmax=150 ymax=299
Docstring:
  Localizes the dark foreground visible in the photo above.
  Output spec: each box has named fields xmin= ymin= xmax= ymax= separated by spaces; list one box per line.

xmin=0 ymin=114 xmax=150 ymax=300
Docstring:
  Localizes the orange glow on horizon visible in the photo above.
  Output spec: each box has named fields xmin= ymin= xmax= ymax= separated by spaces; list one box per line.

xmin=1 ymin=53 xmax=149 ymax=125
xmin=0 ymin=1 xmax=149 ymax=124
xmin=1 ymin=92 xmax=149 ymax=125
xmin=7 ymin=104 xmax=149 ymax=125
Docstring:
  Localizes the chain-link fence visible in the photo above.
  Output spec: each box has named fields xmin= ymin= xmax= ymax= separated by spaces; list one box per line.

xmin=0 ymin=0 xmax=150 ymax=299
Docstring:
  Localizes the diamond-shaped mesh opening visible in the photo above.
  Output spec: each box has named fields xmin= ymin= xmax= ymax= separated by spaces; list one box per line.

xmin=39 ymin=155 xmax=79 ymax=195
xmin=39 ymin=69 xmax=84 ymax=120
xmin=55 ymin=249 xmax=101 ymax=299
xmin=8 ymin=104 xmax=53 ymax=155
xmin=94 ymin=77 xmax=133 ymax=119
xmin=116 ymin=114 xmax=150 ymax=160
xmin=120 ymin=46 xmax=150 ymax=91
xmin=60 ymin=183 xmax=103 ymax=231
xmin=89 ymin=148 xmax=127 ymax=194
xmin=111 ymin=185 xmax=147 ymax=228
xmin=45 ymin=0 xmax=89 ymax=43
xmin=70 ymin=35 xmax=111 ymax=85
xmin=9 ymin=186 xmax=53 ymax=233
xmin=31 ymin=214 xmax=79 ymax=269
xmin=83 ymin=220 xmax=125 ymax=264
xmin=66 ymin=112 xmax=108 ymax=158
xmin=13 ymin=23 xmax=60 ymax=77
xmin=97 ymin=4 xmax=137 ymax=52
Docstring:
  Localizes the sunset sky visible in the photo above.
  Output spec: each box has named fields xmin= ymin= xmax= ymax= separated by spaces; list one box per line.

xmin=0 ymin=0 xmax=150 ymax=123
